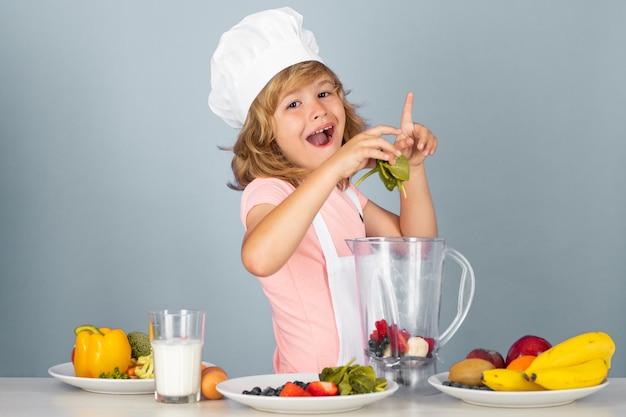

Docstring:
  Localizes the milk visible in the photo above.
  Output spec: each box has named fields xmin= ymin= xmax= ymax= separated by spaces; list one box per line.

xmin=152 ymin=339 xmax=203 ymax=398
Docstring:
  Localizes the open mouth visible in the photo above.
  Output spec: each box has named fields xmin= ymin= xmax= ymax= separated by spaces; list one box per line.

xmin=306 ymin=125 xmax=334 ymax=147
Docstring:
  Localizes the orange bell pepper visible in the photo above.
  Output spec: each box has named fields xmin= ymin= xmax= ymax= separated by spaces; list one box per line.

xmin=73 ymin=325 xmax=132 ymax=378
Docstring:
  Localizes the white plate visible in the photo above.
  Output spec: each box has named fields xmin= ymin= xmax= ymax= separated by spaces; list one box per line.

xmin=217 ymin=372 xmax=398 ymax=414
xmin=428 ymin=372 xmax=608 ymax=408
xmin=49 ymin=362 xmax=154 ymax=394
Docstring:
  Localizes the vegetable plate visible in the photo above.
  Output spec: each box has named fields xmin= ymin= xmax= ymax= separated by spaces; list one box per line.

xmin=49 ymin=362 xmax=154 ymax=394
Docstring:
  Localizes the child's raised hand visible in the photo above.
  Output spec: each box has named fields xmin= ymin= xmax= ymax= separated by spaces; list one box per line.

xmin=395 ymin=92 xmax=438 ymax=167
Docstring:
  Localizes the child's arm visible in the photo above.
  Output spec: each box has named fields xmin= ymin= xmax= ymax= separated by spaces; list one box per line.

xmin=396 ymin=92 xmax=438 ymax=236
xmin=242 ymin=125 xmax=402 ymax=277
xmin=363 ymin=92 xmax=438 ymax=238
xmin=362 ymin=161 xmax=437 ymax=238
xmin=398 ymin=161 xmax=438 ymax=237
xmin=242 ymin=165 xmax=342 ymax=277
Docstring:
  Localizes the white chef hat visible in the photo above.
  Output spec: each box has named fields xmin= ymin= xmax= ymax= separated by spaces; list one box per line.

xmin=208 ymin=7 xmax=324 ymax=129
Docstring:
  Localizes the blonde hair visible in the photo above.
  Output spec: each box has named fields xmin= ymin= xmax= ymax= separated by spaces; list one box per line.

xmin=224 ymin=61 xmax=366 ymax=190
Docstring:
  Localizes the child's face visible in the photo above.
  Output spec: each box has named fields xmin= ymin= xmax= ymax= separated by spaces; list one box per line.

xmin=272 ymin=76 xmax=345 ymax=172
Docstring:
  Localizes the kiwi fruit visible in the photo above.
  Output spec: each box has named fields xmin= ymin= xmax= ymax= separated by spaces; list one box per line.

xmin=448 ymin=358 xmax=496 ymax=386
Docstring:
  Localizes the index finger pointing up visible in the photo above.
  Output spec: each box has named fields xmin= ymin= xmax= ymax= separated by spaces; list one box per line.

xmin=401 ymin=92 xmax=415 ymax=129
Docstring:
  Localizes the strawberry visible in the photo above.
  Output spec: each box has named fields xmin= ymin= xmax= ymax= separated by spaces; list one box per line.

xmin=396 ymin=332 xmax=408 ymax=353
xmin=279 ymin=382 xmax=312 ymax=397
xmin=400 ymin=328 xmax=410 ymax=341
xmin=424 ymin=337 xmax=435 ymax=354
xmin=389 ymin=324 xmax=408 ymax=353
xmin=369 ymin=329 xmax=379 ymax=342
xmin=374 ymin=319 xmax=388 ymax=341
xmin=306 ymin=381 xmax=338 ymax=396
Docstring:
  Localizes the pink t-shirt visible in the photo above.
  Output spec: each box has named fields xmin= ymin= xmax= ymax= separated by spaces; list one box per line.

xmin=240 ymin=177 xmax=368 ymax=373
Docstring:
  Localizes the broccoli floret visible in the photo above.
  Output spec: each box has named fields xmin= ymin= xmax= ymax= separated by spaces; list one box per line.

xmin=135 ymin=353 xmax=154 ymax=379
xmin=127 ymin=331 xmax=151 ymax=359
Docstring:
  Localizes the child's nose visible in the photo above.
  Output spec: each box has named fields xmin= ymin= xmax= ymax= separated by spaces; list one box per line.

xmin=311 ymin=101 xmax=327 ymax=119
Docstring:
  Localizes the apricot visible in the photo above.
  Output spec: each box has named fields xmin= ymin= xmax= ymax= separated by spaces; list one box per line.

xmin=201 ymin=366 xmax=228 ymax=400
xmin=506 ymin=355 xmax=536 ymax=371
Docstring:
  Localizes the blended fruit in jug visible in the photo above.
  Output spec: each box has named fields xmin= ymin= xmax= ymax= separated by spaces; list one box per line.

xmin=152 ymin=339 xmax=203 ymax=396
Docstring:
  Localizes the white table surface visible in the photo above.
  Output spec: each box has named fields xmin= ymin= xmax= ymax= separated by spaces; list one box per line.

xmin=1 ymin=377 xmax=624 ymax=417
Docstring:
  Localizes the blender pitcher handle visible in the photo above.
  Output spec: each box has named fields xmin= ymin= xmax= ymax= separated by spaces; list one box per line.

xmin=437 ymin=248 xmax=475 ymax=348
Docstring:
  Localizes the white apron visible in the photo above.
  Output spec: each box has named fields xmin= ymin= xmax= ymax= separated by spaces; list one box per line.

xmin=312 ymin=189 xmax=365 ymax=366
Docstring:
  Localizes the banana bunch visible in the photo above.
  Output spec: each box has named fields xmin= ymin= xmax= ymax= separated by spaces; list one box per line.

xmin=522 ymin=331 xmax=615 ymax=390
xmin=525 ymin=358 xmax=608 ymax=390
xmin=481 ymin=331 xmax=615 ymax=392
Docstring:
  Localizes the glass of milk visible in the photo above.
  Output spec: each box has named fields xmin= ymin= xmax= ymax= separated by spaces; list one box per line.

xmin=148 ymin=309 xmax=205 ymax=403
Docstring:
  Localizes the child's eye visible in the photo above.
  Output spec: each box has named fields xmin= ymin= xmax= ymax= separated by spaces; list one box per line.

xmin=319 ymin=91 xmax=331 ymax=98
xmin=287 ymin=101 xmax=300 ymax=109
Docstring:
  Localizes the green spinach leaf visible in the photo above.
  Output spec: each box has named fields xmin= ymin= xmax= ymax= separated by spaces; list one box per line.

xmin=354 ymin=155 xmax=409 ymax=198
xmin=319 ymin=358 xmax=388 ymax=395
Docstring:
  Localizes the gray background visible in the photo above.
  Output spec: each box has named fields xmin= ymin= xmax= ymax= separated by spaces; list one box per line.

xmin=1 ymin=1 xmax=624 ymax=378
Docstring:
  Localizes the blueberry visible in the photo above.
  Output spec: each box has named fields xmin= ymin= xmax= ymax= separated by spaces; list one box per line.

xmin=293 ymin=380 xmax=308 ymax=390
xmin=243 ymin=387 xmax=262 ymax=395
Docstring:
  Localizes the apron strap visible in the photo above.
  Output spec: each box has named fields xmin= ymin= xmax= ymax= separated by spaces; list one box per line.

xmin=312 ymin=188 xmax=365 ymax=366
xmin=345 ymin=187 xmax=364 ymax=221
xmin=312 ymin=214 xmax=337 ymax=260
xmin=312 ymin=187 xmax=362 ymax=259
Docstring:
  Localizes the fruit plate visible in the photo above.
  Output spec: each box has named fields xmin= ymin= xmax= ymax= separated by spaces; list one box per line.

xmin=428 ymin=372 xmax=609 ymax=408
xmin=217 ymin=372 xmax=398 ymax=414
xmin=48 ymin=362 xmax=154 ymax=394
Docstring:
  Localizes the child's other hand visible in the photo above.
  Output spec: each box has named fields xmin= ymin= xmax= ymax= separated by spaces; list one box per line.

xmin=395 ymin=92 xmax=438 ymax=167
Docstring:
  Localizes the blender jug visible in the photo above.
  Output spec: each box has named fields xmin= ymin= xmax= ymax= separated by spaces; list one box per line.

xmin=346 ymin=237 xmax=475 ymax=393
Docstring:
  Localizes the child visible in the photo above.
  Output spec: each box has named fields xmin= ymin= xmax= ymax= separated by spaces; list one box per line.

xmin=209 ymin=7 xmax=438 ymax=373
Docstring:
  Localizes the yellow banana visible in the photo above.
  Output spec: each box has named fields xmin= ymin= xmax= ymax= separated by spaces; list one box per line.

xmin=527 ymin=357 xmax=608 ymax=390
xmin=481 ymin=368 xmax=545 ymax=391
xmin=523 ymin=332 xmax=615 ymax=376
